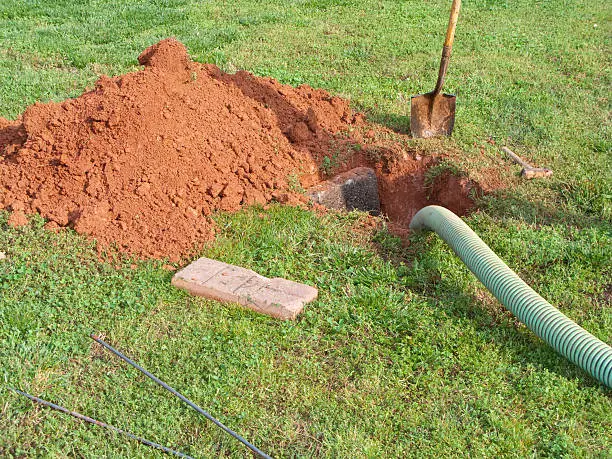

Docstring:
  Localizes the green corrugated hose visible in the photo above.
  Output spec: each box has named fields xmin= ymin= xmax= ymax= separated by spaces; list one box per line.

xmin=410 ymin=205 xmax=611 ymax=387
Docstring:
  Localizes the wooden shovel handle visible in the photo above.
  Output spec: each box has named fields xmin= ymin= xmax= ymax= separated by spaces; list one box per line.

xmin=444 ymin=0 xmax=461 ymax=48
xmin=433 ymin=0 xmax=461 ymax=95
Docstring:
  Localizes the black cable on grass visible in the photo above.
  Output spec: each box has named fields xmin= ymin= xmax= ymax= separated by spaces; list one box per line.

xmin=8 ymin=387 xmax=194 ymax=458
xmin=91 ymin=334 xmax=272 ymax=459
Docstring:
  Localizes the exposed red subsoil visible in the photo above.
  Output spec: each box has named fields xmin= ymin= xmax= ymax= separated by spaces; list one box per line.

xmin=0 ymin=38 xmax=488 ymax=260
xmin=372 ymin=151 xmax=482 ymax=238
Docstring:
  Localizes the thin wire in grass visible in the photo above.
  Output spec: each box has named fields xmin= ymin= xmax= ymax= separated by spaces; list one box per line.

xmin=8 ymin=387 xmax=194 ymax=458
xmin=91 ymin=334 xmax=273 ymax=459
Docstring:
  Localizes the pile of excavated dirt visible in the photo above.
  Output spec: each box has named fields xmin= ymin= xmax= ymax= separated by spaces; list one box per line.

xmin=0 ymin=38 xmax=485 ymax=260
xmin=0 ymin=39 xmax=366 ymax=259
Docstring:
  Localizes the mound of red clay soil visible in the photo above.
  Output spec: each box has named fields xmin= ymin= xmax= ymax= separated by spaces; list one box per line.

xmin=0 ymin=38 xmax=487 ymax=260
xmin=0 ymin=39 xmax=366 ymax=259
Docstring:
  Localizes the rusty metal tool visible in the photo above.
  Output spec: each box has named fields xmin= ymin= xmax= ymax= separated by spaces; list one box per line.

xmin=8 ymin=387 xmax=194 ymax=458
xmin=411 ymin=0 xmax=461 ymax=138
xmin=502 ymin=146 xmax=553 ymax=179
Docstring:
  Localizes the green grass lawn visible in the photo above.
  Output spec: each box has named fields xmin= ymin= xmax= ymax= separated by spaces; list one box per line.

xmin=1 ymin=0 xmax=611 ymax=457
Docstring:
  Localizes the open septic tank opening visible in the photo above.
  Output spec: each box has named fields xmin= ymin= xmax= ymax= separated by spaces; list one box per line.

xmin=0 ymin=38 xmax=487 ymax=260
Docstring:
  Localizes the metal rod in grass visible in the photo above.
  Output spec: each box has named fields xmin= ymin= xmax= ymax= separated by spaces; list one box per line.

xmin=91 ymin=334 xmax=272 ymax=459
xmin=8 ymin=387 xmax=194 ymax=459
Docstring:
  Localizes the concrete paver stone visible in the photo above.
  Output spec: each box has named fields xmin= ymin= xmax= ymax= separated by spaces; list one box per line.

xmin=172 ymin=257 xmax=318 ymax=320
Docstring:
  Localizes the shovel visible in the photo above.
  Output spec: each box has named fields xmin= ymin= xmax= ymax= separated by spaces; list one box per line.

xmin=410 ymin=0 xmax=461 ymax=138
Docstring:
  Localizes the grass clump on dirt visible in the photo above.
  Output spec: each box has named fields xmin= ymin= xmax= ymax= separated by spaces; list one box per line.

xmin=0 ymin=0 xmax=611 ymax=457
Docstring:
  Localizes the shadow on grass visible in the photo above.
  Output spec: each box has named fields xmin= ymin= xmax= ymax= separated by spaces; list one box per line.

xmin=478 ymin=189 xmax=611 ymax=232
xmin=361 ymin=110 xmax=411 ymax=136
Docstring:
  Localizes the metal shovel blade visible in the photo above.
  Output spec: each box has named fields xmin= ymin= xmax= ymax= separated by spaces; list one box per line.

xmin=410 ymin=92 xmax=456 ymax=138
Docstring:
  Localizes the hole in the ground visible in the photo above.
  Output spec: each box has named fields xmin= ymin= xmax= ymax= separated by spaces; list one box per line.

xmin=308 ymin=152 xmax=482 ymax=238
xmin=375 ymin=156 xmax=481 ymax=236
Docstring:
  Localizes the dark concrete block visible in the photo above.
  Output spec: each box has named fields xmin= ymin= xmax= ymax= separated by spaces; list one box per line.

xmin=307 ymin=167 xmax=380 ymax=215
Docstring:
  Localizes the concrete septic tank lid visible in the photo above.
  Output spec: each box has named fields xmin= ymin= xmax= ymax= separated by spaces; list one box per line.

xmin=172 ymin=257 xmax=318 ymax=320
xmin=307 ymin=167 xmax=380 ymax=215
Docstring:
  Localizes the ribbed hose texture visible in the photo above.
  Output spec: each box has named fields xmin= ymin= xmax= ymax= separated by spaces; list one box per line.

xmin=410 ymin=205 xmax=611 ymax=387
